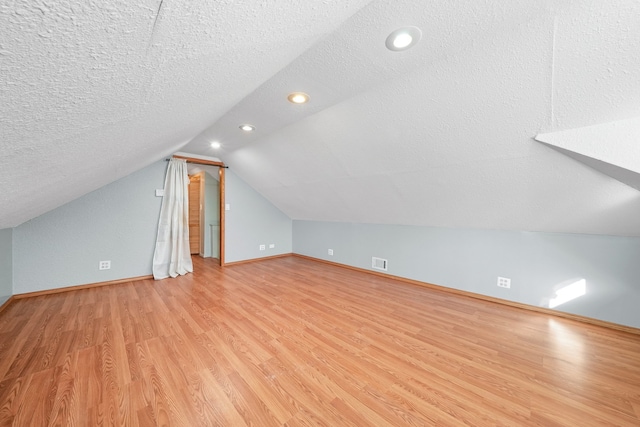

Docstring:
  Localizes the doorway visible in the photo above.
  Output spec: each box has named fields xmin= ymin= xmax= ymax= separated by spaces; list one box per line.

xmin=186 ymin=163 xmax=224 ymax=264
xmin=188 ymin=173 xmax=203 ymax=255
xmin=176 ymin=155 xmax=226 ymax=265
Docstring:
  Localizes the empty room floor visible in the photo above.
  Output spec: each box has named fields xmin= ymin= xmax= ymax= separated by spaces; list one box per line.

xmin=1 ymin=256 xmax=639 ymax=426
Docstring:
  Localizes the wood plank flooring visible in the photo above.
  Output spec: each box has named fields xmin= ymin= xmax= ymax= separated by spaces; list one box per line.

xmin=1 ymin=256 xmax=639 ymax=426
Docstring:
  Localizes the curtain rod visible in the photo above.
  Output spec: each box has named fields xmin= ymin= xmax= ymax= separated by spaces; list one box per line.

xmin=165 ymin=156 xmax=228 ymax=168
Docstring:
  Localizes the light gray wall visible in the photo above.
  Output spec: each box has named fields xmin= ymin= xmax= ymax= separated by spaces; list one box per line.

xmin=0 ymin=228 xmax=12 ymax=306
xmin=203 ymin=171 xmax=220 ymax=258
xmin=13 ymin=161 xmax=167 ymax=294
xmin=225 ymin=170 xmax=292 ymax=263
xmin=11 ymin=162 xmax=294 ymax=293
xmin=293 ymin=221 xmax=640 ymax=329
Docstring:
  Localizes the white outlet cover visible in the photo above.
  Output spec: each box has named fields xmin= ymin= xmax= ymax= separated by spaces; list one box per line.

xmin=497 ymin=277 xmax=511 ymax=288
xmin=328 ymin=249 xmax=333 ymax=256
xmin=99 ymin=260 xmax=111 ymax=270
xmin=269 ymin=244 xmax=275 ymax=248
xmin=155 ymin=189 xmax=164 ymax=197
xmin=225 ymin=204 xmax=230 ymax=211
xmin=259 ymin=244 xmax=266 ymax=251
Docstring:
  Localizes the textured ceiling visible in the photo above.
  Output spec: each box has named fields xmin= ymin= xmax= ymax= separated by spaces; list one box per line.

xmin=3 ymin=0 xmax=640 ymax=236
xmin=0 ymin=0 xmax=371 ymax=228
xmin=536 ymin=117 xmax=640 ymax=191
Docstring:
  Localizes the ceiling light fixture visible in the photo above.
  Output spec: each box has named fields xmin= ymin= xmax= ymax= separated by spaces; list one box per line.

xmin=211 ymin=141 xmax=221 ymax=149
xmin=239 ymin=124 xmax=255 ymax=132
xmin=385 ymin=26 xmax=422 ymax=51
xmin=287 ymin=92 xmax=310 ymax=104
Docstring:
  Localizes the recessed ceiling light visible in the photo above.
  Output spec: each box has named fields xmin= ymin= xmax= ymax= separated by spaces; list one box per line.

xmin=211 ymin=141 xmax=221 ymax=149
xmin=385 ymin=26 xmax=422 ymax=51
xmin=287 ymin=92 xmax=310 ymax=104
xmin=239 ymin=124 xmax=255 ymax=132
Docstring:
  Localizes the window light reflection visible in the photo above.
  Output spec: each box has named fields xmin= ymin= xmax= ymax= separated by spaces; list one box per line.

xmin=548 ymin=279 xmax=586 ymax=308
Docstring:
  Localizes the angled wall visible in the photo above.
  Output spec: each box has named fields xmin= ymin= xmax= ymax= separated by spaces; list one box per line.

xmin=225 ymin=170 xmax=292 ymax=263
xmin=13 ymin=161 xmax=167 ymax=294
xmin=293 ymin=221 xmax=640 ymax=329
xmin=10 ymin=161 xmax=294 ymax=294
xmin=0 ymin=228 xmax=12 ymax=306
xmin=536 ymin=117 xmax=640 ymax=191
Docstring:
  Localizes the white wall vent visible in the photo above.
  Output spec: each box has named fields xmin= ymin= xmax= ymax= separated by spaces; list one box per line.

xmin=372 ymin=257 xmax=388 ymax=271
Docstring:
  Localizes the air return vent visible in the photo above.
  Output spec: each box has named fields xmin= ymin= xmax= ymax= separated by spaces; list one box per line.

xmin=372 ymin=257 xmax=388 ymax=271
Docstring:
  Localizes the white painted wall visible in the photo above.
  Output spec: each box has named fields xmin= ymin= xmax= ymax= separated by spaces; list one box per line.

xmin=293 ymin=221 xmax=640 ymax=329
xmin=0 ymin=228 xmax=12 ymax=306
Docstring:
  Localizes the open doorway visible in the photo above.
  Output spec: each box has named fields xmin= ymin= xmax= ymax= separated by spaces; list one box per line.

xmin=173 ymin=154 xmax=225 ymax=266
xmin=188 ymin=165 xmax=222 ymax=263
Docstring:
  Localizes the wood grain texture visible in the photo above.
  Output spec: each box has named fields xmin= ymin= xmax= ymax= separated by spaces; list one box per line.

xmin=0 ymin=297 xmax=13 ymax=315
xmin=12 ymin=276 xmax=154 ymax=300
xmin=223 ymin=253 xmax=293 ymax=267
xmin=1 ymin=256 xmax=639 ymax=426
xmin=172 ymin=155 xmax=225 ymax=168
xmin=293 ymin=254 xmax=640 ymax=336
xmin=188 ymin=173 xmax=202 ymax=255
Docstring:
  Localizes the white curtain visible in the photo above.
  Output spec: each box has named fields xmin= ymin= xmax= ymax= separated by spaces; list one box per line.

xmin=152 ymin=159 xmax=193 ymax=280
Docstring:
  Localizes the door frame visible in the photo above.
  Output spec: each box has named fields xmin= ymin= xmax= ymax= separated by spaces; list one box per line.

xmin=174 ymin=155 xmax=226 ymax=266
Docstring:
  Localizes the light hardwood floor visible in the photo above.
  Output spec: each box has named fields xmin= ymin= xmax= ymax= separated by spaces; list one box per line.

xmin=1 ymin=256 xmax=639 ymax=426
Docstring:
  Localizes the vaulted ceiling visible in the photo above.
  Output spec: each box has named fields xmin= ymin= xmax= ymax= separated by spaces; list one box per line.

xmin=2 ymin=0 xmax=640 ymax=235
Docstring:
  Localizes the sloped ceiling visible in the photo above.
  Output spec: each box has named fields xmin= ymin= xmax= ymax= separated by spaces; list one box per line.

xmin=536 ymin=117 xmax=640 ymax=191
xmin=0 ymin=0 xmax=372 ymax=228
xmin=2 ymin=0 xmax=640 ymax=236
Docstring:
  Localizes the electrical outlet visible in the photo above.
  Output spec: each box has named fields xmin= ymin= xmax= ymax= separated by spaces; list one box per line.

xmin=259 ymin=244 xmax=266 ymax=251
xmin=269 ymin=244 xmax=275 ymax=249
xmin=99 ymin=260 xmax=111 ymax=270
xmin=497 ymin=277 xmax=511 ymax=288
xmin=328 ymin=249 xmax=333 ymax=256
